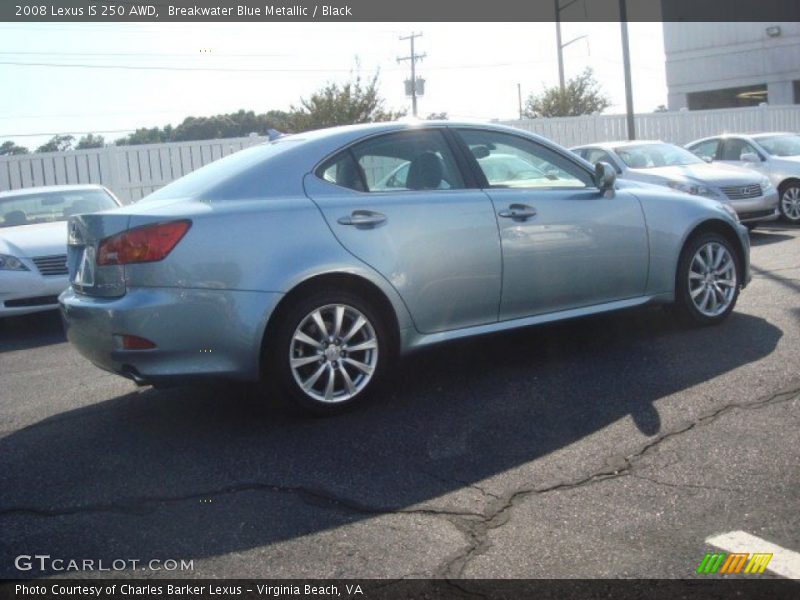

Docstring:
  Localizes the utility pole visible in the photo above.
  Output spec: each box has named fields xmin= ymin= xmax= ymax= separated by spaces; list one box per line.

xmin=517 ymin=83 xmax=523 ymax=119
xmin=619 ymin=0 xmax=636 ymax=140
xmin=397 ymin=32 xmax=426 ymax=117
xmin=555 ymin=0 xmax=565 ymax=91
xmin=554 ymin=0 xmax=588 ymax=93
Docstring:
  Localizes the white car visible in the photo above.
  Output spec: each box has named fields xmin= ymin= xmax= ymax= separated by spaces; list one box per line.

xmin=571 ymin=141 xmax=779 ymax=228
xmin=686 ymin=132 xmax=800 ymax=223
xmin=1 ymin=184 xmax=121 ymax=317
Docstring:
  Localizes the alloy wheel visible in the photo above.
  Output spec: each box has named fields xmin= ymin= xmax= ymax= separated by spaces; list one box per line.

xmin=781 ymin=186 xmax=800 ymax=222
xmin=289 ymin=303 xmax=379 ymax=403
xmin=688 ymin=242 xmax=737 ymax=318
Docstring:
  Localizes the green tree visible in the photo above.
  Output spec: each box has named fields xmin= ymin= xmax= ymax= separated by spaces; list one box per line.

xmin=287 ymin=72 xmax=405 ymax=132
xmin=523 ymin=68 xmax=611 ymax=118
xmin=0 ymin=141 xmax=29 ymax=155
xmin=115 ymin=126 xmax=171 ymax=146
xmin=36 ymin=134 xmax=75 ymax=153
xmin=76 ymin=133 xmax=105 ymax=149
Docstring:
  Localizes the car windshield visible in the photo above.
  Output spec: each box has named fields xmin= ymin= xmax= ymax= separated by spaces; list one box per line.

xmin=756 ymin=134 xmax=800 ymax=157
xmin=614 ymin=143 xmax=704 ymax=169
xmin=0 ymin=189 xmax=117 ymax=229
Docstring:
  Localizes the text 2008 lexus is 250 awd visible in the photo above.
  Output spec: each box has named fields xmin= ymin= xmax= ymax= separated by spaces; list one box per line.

xmin=60 ymin=121 xmax=750 ymax=413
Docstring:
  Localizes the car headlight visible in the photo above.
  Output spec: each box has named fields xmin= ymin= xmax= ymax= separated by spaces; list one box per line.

xmin=0 ymin=254 xmax=30 ymax=271
xmin=760 ymin=176 xmax=773 ymax=191
xmin=719 ymin=202 xmax=740 ymax=223
xmin=666 ymin=181 xmax=718 ymax=198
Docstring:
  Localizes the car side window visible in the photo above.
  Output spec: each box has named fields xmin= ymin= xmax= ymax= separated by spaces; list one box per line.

xmin=457 ymin=129 xmax=592 ymax=189
xmin=690 ymin=139 xmax=720 ymax=161
xmin=720 ymin=138 xmax=759 ymax=161
xmin=316 ymin=130 xmax=465 ymax=193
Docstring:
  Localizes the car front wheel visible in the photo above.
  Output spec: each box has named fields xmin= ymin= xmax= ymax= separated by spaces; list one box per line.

xmin=779 ymin=183 xmax=800 ymax=223
xmin=675 ymin=233 xmax=740 ymax=325
xmin=270 ymin=291 xmax=388 ymax=414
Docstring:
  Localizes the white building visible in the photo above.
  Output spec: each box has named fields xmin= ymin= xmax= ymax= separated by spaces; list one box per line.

xmin=664 ymin=22 xmax=800 ymax=110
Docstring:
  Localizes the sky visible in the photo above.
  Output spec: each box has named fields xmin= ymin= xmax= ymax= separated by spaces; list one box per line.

xmin=0 ymin=22 xmax=667 ymax=150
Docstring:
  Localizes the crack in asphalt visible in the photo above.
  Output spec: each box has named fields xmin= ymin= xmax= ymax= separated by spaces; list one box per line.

xmin=0 ymin=480 xmax=485 ymax=520
xmin=433 ymin=383 xmax=800 ymax=582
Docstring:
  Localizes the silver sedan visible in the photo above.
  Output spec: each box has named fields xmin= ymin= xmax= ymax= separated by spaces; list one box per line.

xmin=60 ymin=122 xmax=750 ymax=414
xmin=571 ymin=141 xmax=779 ymax=228
xmin=686 ymin=132 xmax=800 ymax=224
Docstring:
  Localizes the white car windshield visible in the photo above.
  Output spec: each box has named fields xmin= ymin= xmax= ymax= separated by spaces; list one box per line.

xmin=756 ymin=134 xmax=800 ymax=157
xmin=615 ymin=143 xmax=704 ymax=169
xmin=0 ymin=189 xmax=117 ymax=228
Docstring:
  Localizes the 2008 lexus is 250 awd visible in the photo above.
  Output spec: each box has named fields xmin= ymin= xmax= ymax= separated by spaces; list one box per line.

xmin=60 ymin=121 xmax=750 ymax=413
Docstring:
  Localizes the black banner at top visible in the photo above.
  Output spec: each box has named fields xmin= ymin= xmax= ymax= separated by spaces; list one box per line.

xmin=1 ymin=0 xmax=799 ymax=22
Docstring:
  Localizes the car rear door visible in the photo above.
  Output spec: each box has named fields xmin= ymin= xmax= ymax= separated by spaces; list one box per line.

xmin=304 ymin=128 xmax=502 ymax=334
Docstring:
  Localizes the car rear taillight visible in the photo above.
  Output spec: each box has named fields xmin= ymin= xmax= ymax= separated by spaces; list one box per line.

xmin=97 ymin=220 xmax=191 ymax=266
xmin=114 ymin=334 xmax=157 ymax=350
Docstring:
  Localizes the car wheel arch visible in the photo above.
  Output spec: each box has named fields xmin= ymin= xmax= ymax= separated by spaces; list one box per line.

xmin=260 ymin=271 xmax=402 ymax=377
xmin=777 ymin=177 xmax=800 ymax=195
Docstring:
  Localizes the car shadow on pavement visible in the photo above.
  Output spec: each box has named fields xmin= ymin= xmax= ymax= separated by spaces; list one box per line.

xmin=0 ymin=307 xmax=782 ymax=577
xmin=0 ymin=310 xmax=65 ymax=354
xmin=748 ymin=229 xmax=795 ymax=247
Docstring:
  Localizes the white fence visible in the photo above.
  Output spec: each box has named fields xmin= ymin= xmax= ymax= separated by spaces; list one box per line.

xmin=499 ymin=104 xmax=800 ymax=148
xmin=2 ymin=105 xmax=800 ymax=202
xmin=0 ymin=136 xmax=265 ymax=203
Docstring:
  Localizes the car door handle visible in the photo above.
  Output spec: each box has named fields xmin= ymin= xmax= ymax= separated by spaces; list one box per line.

xmin=337 ymin=210 xmax=387 ymax=227
xmin=498 ymin=204 xmax=537 ymax=220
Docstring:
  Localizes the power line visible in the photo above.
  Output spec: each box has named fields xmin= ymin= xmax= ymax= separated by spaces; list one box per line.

xmin=2 ymin=129 xmax=138 ymax=138
xmin=0 ymin=58 xmax=554 ymax=74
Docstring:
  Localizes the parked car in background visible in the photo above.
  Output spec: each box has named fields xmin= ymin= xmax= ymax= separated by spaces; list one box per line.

xmin=686 ymin=132 xmax=800 ymax=223
xmin=0 ymin=184 xmax=121 ymax=317
xmin=60 ymin=122 xmax=749 ymax=414
xmin=571 ymin=141 xmax=779 ymax=229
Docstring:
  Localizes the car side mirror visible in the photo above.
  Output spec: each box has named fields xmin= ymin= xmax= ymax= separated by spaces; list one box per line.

xmin=701 ymin=156 xmax=713 ymax=163
xmin=594 ymin=161 xmax=616 ymax=191
xmin=740 ymin=152 xmax=760 ymax=163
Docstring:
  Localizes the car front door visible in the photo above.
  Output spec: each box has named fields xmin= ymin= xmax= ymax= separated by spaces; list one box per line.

xmin=454 ymin=128 xmax=649 ymax=321
xmin=304 ymin=128 xmax=502 ymax=334
xmin=718 ymin=137 xmax=768 ymax=174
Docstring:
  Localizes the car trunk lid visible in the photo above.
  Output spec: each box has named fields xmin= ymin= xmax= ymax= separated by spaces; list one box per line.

xmin=67 ymin=212 xmax=131 ymax=297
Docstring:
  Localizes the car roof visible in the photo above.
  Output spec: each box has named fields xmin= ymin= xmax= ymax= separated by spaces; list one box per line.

xmin=0 ymin=183 xmax=108 ymax=198
xmin=270 ymin=119 xmax=574 ymax=154
xmin=688 ymin=132 xmax=796 ymax=144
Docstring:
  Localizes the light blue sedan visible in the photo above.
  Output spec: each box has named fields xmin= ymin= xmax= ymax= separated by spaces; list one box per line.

xmin=60 ymin=122 xmax=750 ymax=413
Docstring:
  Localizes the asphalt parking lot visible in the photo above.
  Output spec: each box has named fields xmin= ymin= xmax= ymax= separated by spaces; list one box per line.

xmin=0 ymin=224 xmax=798 ymax=582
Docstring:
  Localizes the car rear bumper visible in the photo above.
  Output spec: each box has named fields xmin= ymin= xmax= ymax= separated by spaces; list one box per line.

xmin=59 ymin=286 xmax=283 ymax=383
xmin=728 ymin=190 xmax=780 ymax=223
xmin=0 ymin=272 xmax=68 ymax=317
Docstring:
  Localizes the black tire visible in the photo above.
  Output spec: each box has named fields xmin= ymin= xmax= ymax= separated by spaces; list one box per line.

xmin=674 ymin=232 xmax=741 ymax=326
xmin=267 ymin=290 xmax=390 ymax=415
xmin=778 ymin=182 xmax=800 ymax=224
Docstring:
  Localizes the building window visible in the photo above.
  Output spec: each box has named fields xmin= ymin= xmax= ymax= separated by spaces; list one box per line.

xmin=687 ymin=84 xmax=768 ymax=110
xmin=794 ymin=80 xmax=800 ymax=104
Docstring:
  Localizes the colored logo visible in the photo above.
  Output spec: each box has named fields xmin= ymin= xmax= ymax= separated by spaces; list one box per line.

xmin=696 ymin=552 xmax=773 ymax=574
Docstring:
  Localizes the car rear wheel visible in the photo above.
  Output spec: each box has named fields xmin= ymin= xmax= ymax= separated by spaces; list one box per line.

xmin=675 ymin=232 xmax=740 ymax=325
xmin=269 ymin=291 xmax=388 ymax=414
xmin=779 ymin=183 xmax=800 ymax=223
